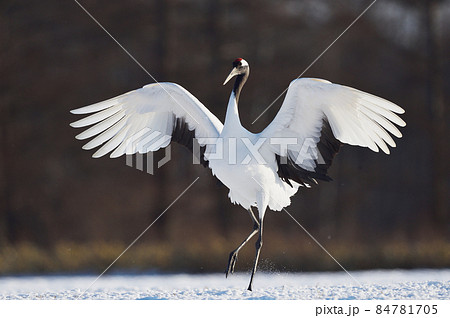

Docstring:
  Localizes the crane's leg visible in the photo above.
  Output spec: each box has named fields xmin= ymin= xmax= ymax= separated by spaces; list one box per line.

xmin=225 ymin=207 xmax=260 ymax=277
xmin=247 ymin=193 xmax=267 ymax=291
xmin=247 ymin=216 xmax=263 ymax=291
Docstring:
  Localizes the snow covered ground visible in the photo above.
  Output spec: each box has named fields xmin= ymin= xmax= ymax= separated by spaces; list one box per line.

xmin=0 ymin=269 xmax=449 ymax=300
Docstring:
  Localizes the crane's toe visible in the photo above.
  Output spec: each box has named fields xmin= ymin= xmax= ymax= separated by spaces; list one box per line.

xmin=225 ymin=250 xmax=239 ymax=277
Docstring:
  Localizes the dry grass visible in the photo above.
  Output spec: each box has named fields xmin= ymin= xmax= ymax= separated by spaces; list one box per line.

xmin=0 ymin=237 xmax=449 ymax=275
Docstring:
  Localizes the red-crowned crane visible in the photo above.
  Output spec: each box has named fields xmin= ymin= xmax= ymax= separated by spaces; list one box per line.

xmin=70 ymin=58 xmax=406 ymax=291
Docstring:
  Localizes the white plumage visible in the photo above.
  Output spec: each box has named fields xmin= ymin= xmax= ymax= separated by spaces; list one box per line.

xmin=71 ymin=83 xmax=223 ymax=158
xmin=70 ymin=58 xmax=405 ymax=290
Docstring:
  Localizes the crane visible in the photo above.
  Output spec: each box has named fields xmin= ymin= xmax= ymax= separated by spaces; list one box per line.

xmin=70 ymin=58 xmax=406 ymax=291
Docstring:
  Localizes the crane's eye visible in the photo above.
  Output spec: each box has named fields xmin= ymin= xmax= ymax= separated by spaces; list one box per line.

xmin=233 ymin=62 xmax=244 ymax=70
xmin=232 ymin=58 xmax=243 ymax=68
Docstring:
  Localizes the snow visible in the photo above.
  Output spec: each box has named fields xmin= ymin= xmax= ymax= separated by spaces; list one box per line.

xmin=0 ymin=269 xmax=449 ymax=300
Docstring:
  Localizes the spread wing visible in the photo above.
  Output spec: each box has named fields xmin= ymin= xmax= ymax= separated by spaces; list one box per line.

xmin=70 ymin=82 xmax=223 ymax=166
xmin=261 ymin=78 xmax=406 ymax=186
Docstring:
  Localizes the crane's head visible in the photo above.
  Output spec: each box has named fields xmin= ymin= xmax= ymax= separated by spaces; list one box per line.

xmin=223 ymin=58 xmax=249 ymax=85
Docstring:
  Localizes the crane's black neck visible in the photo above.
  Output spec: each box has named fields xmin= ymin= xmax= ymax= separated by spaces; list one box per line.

xmin=232 ymin=71 xmax=249 ymax=103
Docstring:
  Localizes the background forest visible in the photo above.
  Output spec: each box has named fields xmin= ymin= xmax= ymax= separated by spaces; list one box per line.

xmin=0 ymin=0 xmax=449 ymax=274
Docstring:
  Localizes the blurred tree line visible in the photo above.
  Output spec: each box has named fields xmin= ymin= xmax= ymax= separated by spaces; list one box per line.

xmin=0 ymin=0 xmax=448 ymax=274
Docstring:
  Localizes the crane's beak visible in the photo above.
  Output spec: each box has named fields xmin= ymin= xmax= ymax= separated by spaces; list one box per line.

xmin=223 ymin=67 xmax=239 ymax=85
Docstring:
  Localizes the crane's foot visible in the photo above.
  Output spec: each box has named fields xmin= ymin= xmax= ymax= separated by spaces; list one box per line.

xmin=225 ymin=249 xmax=239 ymax=277
xmin=225 ymin=208 xmax=260 ymax=280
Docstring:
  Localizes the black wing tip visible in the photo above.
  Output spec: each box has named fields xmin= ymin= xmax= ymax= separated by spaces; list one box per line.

xmin=276 ymin=154 xmax=333 ymax=188
xmin=275 ymin=120 xmax=341 ymax=188
xmin=172 ymin=116 xmax=209 ymax=168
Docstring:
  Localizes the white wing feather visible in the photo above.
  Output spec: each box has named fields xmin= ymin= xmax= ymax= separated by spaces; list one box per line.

xmin=70 ymin=83 xmax=223 ymax=158
xmin=262 ymin=78 xmax=405 ymax=170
